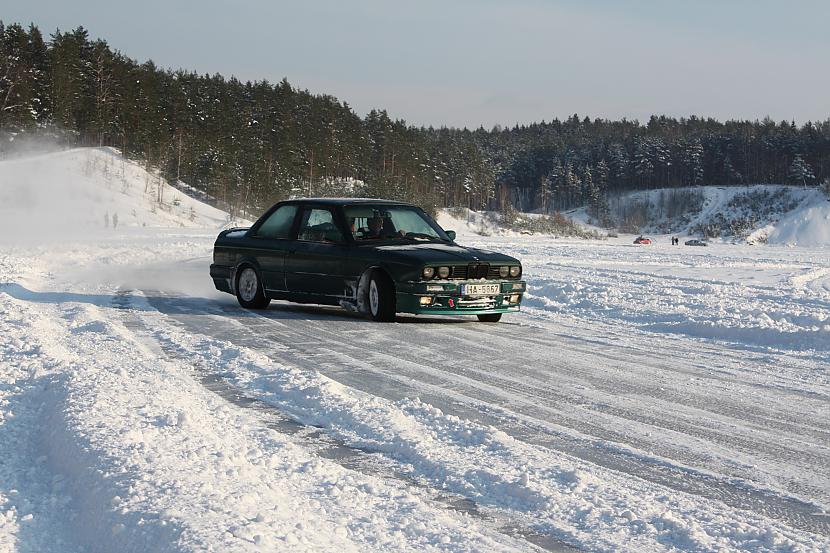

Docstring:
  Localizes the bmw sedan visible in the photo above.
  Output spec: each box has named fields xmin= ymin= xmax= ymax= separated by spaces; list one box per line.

xmin=210 ymin=199 xmax=526 ymax=322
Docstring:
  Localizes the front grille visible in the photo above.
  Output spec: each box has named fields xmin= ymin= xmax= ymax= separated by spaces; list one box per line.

xmin=442 ymin=263 xmax=519 ymax=280
xmin=449 ymin=265 xmax=468 ymax=279
xmin=467 ymin=262 xmax=490 ymax=279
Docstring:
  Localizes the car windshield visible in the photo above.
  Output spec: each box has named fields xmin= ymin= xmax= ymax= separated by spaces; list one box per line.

xmin=344 ymin=205 xmax=448 ymax=242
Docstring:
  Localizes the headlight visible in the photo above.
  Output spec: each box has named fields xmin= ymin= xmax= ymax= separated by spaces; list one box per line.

xmin=437 ymin=266 xmax=450 ymax=279
xmin=498 ymin=266 xmax=509 ymax=278
xmin=422 ymin=267 xmax=435 ymax=279
xmin=509 ymin=266 xmax=521 ymax=278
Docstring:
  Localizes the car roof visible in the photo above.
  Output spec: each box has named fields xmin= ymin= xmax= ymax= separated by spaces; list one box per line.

xmin=281 ymin=198 xmax=415 ymax=207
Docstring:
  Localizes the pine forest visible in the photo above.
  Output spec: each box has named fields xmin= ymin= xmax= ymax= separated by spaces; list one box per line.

xmin=2 ymin=23 xmax=829 ymax=220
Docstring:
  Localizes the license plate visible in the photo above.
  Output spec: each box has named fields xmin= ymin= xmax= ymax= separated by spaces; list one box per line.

xmin=461 ymin=283 xmax=500 ymax=296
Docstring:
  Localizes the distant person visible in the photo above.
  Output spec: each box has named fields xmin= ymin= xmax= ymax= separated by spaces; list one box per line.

xmin=113 ymin=213 xmax=119 ymax=229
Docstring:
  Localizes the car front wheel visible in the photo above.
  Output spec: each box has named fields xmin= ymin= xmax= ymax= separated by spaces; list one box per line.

xmin=477 ymin=313 xmax=502 ymax=323
xmin=368 ymin=271 xmax=396 ymax=322
xmin=236 ymin=266 xmax=270 ymax=309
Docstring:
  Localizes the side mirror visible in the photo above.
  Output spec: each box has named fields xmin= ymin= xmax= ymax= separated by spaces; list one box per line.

xmin=446 ymin=230 xmax=456 ymax=241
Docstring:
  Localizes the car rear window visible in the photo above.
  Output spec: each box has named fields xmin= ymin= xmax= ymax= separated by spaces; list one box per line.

xmin=256 ymin=205 xmax=297 ymax=239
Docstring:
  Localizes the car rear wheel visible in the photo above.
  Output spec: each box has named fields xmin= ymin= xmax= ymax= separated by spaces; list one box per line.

xmin=236 ymin=266 xmax=270 ymax=309
xmin=477 ymin=313 xmax=502 ymax=323
xmin=368 ymin=271 xmax=396 ymax=322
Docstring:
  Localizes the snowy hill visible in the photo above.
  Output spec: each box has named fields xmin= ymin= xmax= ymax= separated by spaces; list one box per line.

xmin=560 ymin=185 xmax=830 ymax=246
xmin=766 ymin=194 xmax=830 ymax=246
xmin=0 ymin=148 xmax=238 ymax=240
xmin=439 ymin=186 xmax=830 ymax=248
xmin=607 ymin=185 xmax=830 ymax=245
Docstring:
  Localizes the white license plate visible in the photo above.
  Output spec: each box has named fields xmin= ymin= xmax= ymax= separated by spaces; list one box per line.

xmin=461 ymin=283 xmax=500 ymax=296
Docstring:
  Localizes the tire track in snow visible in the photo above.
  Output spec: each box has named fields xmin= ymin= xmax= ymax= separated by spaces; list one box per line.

xmin=138 ymin=293 xmax=830 ymax=538
xmin=114 ymin=291 xmax=577 ymax=553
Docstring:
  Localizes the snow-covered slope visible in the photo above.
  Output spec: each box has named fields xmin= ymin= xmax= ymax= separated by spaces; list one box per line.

xmin=562 ymin=185 xmax=829 ymax=246
xmin=0 ymin=148 xmax=236 ymax=241
xmin=436 ymin=208 xmax=504 ymax=238
xmin=767 ymin=193 xmax=830 ymax=246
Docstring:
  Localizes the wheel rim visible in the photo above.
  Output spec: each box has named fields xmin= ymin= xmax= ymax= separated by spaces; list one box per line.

xmin=369 ymin=279 xmax=379 ymax=315
xmin=238 ymin=268 xmax=258 ymax=302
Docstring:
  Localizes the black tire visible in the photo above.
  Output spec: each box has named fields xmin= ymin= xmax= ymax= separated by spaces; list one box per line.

xmin=477 ymin=313 xmax=502 ymax=323
xmin=368 ymin=270 xmax=396 ymax=322
xmin=235 ymin=265 xmax=270 ymax=309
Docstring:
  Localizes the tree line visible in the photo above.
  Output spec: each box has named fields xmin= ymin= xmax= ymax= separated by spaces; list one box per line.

xmin=2 ymin=22 xmax=829 ymax=221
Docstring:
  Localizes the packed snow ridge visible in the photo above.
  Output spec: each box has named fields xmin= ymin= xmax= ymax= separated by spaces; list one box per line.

xmin=1 ymin=148 xmax=829 ymax=552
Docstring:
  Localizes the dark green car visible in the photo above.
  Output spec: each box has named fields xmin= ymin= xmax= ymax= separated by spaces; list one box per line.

xmin=210 ymin=199 xmax=526 ymax=322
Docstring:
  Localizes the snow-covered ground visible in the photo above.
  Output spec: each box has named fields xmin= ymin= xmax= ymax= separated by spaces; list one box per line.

xmin=1 ymin=150 xmax=829 ymax=552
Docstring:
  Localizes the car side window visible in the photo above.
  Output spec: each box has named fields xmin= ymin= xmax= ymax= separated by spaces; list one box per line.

xmin=297 ymin=208 xmax=344 ymax=243
xmin=255 ymin=205 xmax=297 ymax=239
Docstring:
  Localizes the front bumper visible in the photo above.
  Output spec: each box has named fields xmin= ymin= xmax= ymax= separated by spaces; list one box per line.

xmin=396 ymin=280 xmax=526 ymax=315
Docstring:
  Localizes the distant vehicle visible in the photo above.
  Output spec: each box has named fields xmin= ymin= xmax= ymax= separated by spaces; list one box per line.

xmin=633 ymin=236 xmax=652 ymax=245
xmin=210 ymin=199 xmax=526 ymax=322
xmin=684 ymin=239 xmax=708 ymax=246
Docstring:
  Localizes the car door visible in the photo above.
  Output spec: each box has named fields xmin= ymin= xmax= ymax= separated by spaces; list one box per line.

xmin=284 ymin=207 xmax=351 ymax=298
xmin=247 ymin=204 xmax=298 ymax=292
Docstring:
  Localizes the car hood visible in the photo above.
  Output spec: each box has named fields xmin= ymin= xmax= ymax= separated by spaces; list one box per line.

xmin=369 ymin=242 xmax=519 ymax=265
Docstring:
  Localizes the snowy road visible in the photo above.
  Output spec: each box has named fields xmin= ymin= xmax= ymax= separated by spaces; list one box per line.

xmin=2 ymin=227 xmax=830 ymax=552
xmin=141 ymin=286 xmax=829 ymax=534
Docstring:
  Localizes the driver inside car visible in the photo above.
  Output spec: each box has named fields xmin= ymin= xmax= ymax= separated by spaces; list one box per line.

xmin=366 ymin=216 xmax=384 ymax=238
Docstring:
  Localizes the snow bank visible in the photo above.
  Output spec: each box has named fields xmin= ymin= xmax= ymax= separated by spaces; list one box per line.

xmin=435 ymin=208 xmax=505 ymax=239
xmin=0 ymin=148 xmax=237 ymax=245
xmin=767 ymin=191 xmax=830 ymax=246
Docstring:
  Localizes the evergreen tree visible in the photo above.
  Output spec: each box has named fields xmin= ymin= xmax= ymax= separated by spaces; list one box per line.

xmin=26 ymin=24 xmax=51 ymax=124
xmin=49 ymin=27 xmax=93 ymax=132
xmin=684 ymin=139 xmax=704 ymax=185
xmin=0 ymin=23 xmax=37 ymax=131
xmin=634 ymin=138 xmax=654 ymax=186
xmin=723 ymin=155 xmax=743 ymax=184
xmin=788 ymin=154 xmax=815 ymax=187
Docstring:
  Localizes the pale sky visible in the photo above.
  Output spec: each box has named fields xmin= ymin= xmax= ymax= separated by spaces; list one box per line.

xmin=6 ymin=0 xmax=830 ymax=128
